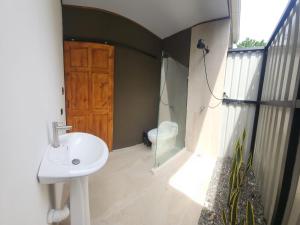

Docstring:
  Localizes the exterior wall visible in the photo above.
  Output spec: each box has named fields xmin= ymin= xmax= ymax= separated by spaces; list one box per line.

xmin=220 ymin=51 xmax=263 ymax=159
xmin=62 ymin=6 xmax=161 ymax=149
xmin=0 ymin=1 xmax=65 ymax=224
xmin=186 ymin=19 xmax=230 ymax=156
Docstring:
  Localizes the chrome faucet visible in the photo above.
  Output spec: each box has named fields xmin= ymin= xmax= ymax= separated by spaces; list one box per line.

xmin=52 ymin=122 xmax=72 ymax=148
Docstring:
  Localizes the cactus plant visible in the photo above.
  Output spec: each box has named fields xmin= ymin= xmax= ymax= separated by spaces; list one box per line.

xmin=222 ymin=209 xmax=228 ymax=225
xmin=230 ymin=189 xmax=240 ymax=225
xmin=246 ymin=152 xmax=253 ymax=174
xmin=228 ymin=156 xmax=237 ymax=205
xmin=246 ymin=201 xmax=255 ymax=225
xmin=222 ymin=129 xmax=256 ymax=225
xmin=228 ymin=131 xmax=245 ymax=206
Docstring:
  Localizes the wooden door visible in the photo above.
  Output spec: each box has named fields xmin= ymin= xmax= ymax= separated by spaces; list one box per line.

xmin=64 ymin=41 xmax=114 ymax=150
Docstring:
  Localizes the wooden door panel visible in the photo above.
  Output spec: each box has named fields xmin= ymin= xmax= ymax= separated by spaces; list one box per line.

xmin=67 ymin=71 xmax=89 ymax=111
xmin=70 ymin=47 xmax=89 ymax=68
xmin=91 ymin=73 xmax=109 ymax=110
xmin=68 ymin=116 xmax=89 ymax=133
xmin=89 ymin=114 xmax=109 ymax=144
xmin=64 ymin=41 xmax=114 ymax=151
xmin=91 ymin=48 xmax=109 ymax=69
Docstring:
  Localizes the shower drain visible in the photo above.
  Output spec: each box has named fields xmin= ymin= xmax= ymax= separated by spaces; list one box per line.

xmin=72 ymin=159 xmax=80 ymax=165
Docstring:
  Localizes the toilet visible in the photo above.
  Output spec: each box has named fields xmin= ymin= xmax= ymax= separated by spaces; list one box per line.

xmin=148 ymin=121 xmax=178 ymax=156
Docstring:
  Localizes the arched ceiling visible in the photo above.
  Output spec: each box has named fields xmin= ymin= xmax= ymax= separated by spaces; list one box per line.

xmin=62 ymin=0 xmax=229 ymax=39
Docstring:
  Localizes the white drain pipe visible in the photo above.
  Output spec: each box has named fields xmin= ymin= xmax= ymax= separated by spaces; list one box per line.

xmin=47 ymin=205 xmax=70 ymax=224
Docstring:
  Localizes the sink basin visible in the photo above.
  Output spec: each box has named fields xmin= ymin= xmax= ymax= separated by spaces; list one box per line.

xmin=38 ymin=132 xmax=109 ymax=225
xmin=38 ymin=132 xmax=109 ymax=183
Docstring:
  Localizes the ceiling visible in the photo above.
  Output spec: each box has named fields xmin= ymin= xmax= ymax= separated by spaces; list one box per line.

xmin=62 ymin=0 xmax=229 ymax=39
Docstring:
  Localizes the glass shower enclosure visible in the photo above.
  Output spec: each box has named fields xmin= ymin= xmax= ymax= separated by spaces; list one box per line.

xmin=154 ymin=53 xmax=188 ymax=167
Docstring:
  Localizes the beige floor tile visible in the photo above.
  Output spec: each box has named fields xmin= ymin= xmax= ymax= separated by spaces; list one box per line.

xmin=87 ymin=144 xmax=215 ymax=225
xmin=62 ymin=144 xmax=217 ymax=225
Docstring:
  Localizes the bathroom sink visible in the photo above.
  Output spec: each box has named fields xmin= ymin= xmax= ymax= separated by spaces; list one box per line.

xmin=38 ymin=132 xmax=109 ymax=225
xmin=38 ymin=132 xmax=109 ymax=184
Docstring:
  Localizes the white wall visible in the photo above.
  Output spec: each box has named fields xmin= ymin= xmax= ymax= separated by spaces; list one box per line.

xmin=0 ymin=1 xmax=65 ymax=224
xmin=186 ymin=19 xmax=230 ymax=156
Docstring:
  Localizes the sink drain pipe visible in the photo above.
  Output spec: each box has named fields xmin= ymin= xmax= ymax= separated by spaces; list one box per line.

xmin=47 ymin=205 xmax=70 ymax=224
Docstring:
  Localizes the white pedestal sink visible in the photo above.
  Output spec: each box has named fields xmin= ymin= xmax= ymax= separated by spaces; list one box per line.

xmin=38 ymin=132 xmax=109 ymax=225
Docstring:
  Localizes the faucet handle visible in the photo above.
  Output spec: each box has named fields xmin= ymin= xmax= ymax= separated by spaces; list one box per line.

xmin=62 ymin=125 xmax=72 ymax=130
xmin=52 ymin=121 xmax=72 ymax=130
xmin=52 ymin=121 xmax=72 ymax=148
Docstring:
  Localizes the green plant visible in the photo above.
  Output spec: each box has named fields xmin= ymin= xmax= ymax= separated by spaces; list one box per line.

xmin=237 ymin=38 xmax=266 ymax=48
xmin=222 ymin=209 xmax=228 ymax=225
xmin=222 ymin=190 xmax=240 ymax=225
xmin=222 ymin=129 xmax=256 ymax=225
xmin=230 ymin=189 xmax=240 ymax=225
xmin=246 ymin=152 xmax=253 ymax=174
xmin=228 ymin=132 xmax=246 ymax=206
xmin=246 ymin=201 xmax=255 ymax=225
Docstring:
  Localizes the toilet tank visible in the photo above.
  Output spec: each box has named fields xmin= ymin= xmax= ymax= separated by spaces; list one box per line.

xmin=158 ymin=121 xmax=178 ymax=136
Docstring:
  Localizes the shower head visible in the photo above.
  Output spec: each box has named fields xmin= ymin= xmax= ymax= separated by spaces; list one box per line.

xmin=197 ymin=39 xmax=210 ymax=54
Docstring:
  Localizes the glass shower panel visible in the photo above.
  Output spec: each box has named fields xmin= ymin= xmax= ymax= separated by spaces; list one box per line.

xmin=155 ymin=55 xmax=188 ymax=167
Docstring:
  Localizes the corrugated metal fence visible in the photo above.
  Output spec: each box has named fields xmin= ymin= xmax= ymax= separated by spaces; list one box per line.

xmin=221 ymin=1 xmax=300 ymax=224
xmin=221 ymin=50 xmax=263 ymax=159
xmin=252 ymin=0 xmax=300 ymax=224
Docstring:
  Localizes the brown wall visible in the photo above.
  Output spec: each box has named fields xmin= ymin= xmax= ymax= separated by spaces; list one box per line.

xmin=115 ymin=47 xmax=161 ymax=148
xmin=62 ymin=5 xmax=161 ymax=149
xmin=163 ymin=28 xmax=191 ymax=68
xmin=62 ymin=5 xmax=162 ymax=57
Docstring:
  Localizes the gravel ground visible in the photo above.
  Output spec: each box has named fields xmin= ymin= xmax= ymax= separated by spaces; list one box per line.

xmin=198 ymin=158 xmax=266 ymax=225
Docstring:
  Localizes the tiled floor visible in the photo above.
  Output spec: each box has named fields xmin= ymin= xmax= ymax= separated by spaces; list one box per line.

xmin=86 ymin=144 xmax=217 ymax=225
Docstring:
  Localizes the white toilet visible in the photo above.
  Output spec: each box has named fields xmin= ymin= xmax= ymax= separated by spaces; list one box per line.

xmin=148 ymin=121 xmax=178 ymax=157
